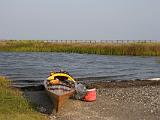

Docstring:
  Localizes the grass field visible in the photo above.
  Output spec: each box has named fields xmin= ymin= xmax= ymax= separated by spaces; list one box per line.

xmin=0 ymin=76 xmax=48 ymax=120
xmin=0 ymin=40 xmax=160 ymax=56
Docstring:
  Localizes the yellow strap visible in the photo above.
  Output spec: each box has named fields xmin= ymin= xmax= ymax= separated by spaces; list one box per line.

xmin=47 ymin=73 xmax=75 ymax=82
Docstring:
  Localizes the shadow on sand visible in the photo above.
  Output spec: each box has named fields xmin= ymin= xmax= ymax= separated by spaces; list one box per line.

xmin=21 ymin=87 xmax=55 ymax=114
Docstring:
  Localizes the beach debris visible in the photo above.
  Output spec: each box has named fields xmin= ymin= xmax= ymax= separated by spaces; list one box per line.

xmin=74 ymin=83 xmax=96 ymax=102
xmin=84 ymin=88 xmax=96 ymax=102
xmin=38 ymin=106 xmax=47 ymax=113
xmin=74 ymin=83 xmax=87 ymax=100
xmin=49 ymin=115 xmax=56 ymax=120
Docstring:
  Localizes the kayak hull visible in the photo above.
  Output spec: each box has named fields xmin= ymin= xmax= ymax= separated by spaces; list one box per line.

xmin=44 ymin=80 xmax=75 ymax=112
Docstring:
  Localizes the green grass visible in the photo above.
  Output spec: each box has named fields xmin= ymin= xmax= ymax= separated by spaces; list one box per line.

xmin=0 ymin=76 xmax=48 ymax=120
xmin=0 ymin=40 xmax=160 ymax=56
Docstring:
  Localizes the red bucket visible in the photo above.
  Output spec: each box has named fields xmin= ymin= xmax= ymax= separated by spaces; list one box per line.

xmin=84 ymin=88 xmax=96 ymax=102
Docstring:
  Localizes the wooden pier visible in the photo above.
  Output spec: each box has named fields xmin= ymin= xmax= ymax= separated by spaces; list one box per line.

xmin=0 ymin=39 xmax=159 ymax=44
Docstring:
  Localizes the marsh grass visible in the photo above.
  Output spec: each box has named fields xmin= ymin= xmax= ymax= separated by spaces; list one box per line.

xmin=0 ymin=76 xmax=48 ymax=120
xmin=0 ymin=40 xmax=160 ymax=56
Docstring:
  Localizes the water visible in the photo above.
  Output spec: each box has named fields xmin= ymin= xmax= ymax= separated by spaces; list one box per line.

xmin=0 ymin=52 xmax=160 ymax=87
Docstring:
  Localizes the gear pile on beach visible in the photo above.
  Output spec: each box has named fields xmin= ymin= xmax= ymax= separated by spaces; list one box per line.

xmin=46 ymin=70 xmax=96 ymax=102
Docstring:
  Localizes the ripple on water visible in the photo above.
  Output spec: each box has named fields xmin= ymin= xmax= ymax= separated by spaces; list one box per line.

xmin=0 ymin=52 xmax=160 ymax=87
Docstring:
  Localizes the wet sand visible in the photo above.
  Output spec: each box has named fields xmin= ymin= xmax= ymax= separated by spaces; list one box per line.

xmin=24 ymin=80 xmax=160 ymax=120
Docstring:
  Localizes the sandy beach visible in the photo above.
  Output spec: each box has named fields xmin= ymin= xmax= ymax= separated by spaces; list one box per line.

xmin=24 ymin=80 xmax=160 ymax=120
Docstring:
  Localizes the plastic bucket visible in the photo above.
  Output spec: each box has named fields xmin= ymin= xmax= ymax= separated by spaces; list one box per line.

xmin=84 ymin=88 xmax=96 ymax=102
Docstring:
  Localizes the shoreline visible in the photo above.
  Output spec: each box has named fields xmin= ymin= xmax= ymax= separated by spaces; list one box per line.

xmin=23 ymin=79 xmax=160 ymax=120
xmin=16 ymin=79 xmax=160 ymax=91
xmin=88 ymin=79 xmax=160 ymax=88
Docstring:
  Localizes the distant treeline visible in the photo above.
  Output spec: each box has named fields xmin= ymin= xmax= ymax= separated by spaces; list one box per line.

xmin=0 ymin=40 xmax=160 ymax=56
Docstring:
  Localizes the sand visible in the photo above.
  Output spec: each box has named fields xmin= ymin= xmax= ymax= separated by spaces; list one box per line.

xmin=24 ymin=80 xmax=160 ymax=120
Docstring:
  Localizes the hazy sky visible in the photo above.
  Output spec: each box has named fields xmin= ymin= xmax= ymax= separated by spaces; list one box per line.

xmin=0 ymin=0 xmax=160 ymax=40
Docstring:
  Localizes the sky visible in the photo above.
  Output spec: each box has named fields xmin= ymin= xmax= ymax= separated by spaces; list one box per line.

xmin=0 ymin=0 xmax=160 ymax=40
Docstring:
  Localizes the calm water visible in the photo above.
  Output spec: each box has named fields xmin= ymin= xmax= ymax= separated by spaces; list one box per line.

xmin=0 ymin=52 xmax=160 ymax=87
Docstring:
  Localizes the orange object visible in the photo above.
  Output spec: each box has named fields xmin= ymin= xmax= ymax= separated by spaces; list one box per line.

xmin=50 ymin=79 xmax=60 ymax=85
xmin=84 ymin=88 xmax=96 ymax=102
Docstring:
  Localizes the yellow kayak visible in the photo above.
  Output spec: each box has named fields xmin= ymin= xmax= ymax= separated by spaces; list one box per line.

xmin=44 ymin=71 xmax=76 ymax=112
